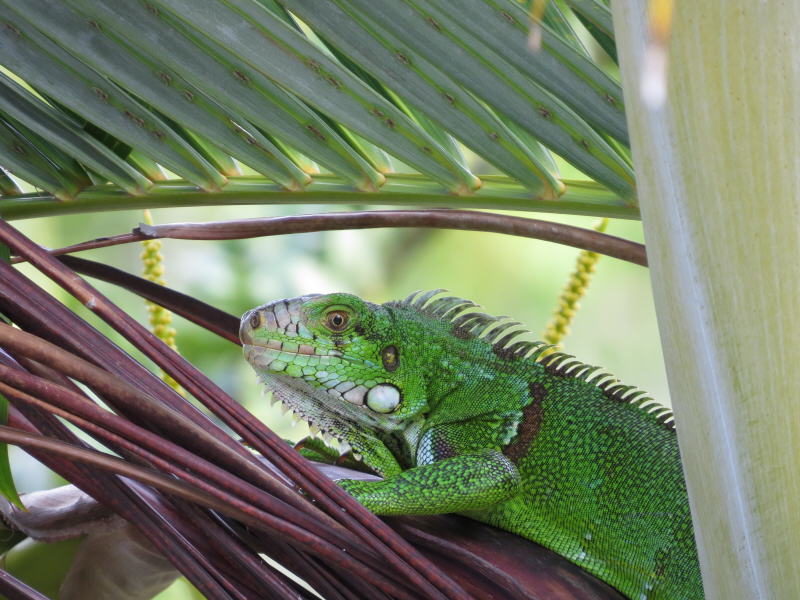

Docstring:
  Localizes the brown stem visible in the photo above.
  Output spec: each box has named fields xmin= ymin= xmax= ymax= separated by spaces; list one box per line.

xmin=0 ymin=363 xmax=389 ymax=572
xmin=1 ymin=402 xmax=238 ymax=600
xmin=0 ymin=424 xmax=311 ymax=544
xmin=0 ymin=423 xmax=420 ymax=600
xmin=12 ymin=209 xmax=647 ymax=267
xmin=0 ymin=322 xmax=294 ymax=503
xmin=58 ymin=255 xmax=240 ymax=344
xmin=0 ymin=325 xmax=401 ymax=587
xmin=0 ymin=219 xmax=465 ymax=599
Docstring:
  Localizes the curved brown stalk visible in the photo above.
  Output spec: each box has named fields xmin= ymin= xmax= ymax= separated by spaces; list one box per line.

xmin=58 ymin=256 xmax=241 ymax=344
xmin=0 ymin=420 xmax=424 ymax=600
xmin=13 ymin=210 xmax=647 ymax=267
xmin=0 ymin=365 xmax=370 ymax=556
xmin=0 ymin=219 xmax=465 ymax=599
xmin=0 ymin=424 xmax=273 ymax=533
xmin=0 ymin=322 xmax=294 ymax=505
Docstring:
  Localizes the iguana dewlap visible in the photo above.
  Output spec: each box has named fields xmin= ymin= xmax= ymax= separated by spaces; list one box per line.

xmin=240 ymin=291 xmax=703 ymax=600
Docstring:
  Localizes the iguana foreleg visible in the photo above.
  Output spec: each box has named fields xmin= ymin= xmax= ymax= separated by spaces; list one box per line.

xmin=338 ymin=449 xmax=520 ymax=515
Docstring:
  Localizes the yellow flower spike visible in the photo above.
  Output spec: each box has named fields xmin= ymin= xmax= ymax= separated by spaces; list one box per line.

xmin=141 ymin=209 xmax=184 ymax=396
xmin=541 ymin=218 xmax=609 ymax=357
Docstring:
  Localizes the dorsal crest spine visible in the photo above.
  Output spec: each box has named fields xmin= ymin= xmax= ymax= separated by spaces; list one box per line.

xmin=390 ymin=290 xmax=676 ymax=430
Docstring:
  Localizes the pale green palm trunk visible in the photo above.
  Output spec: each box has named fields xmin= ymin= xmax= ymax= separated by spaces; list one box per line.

xmin=612 ymin=3 xmax=800 ymax=598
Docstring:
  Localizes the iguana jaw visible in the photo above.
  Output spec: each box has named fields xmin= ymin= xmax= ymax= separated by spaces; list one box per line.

xmin=243 ymin=341 xmax=406 ymax=449
xmin=250 ymin=360 xmax=361 ymax=457
xmin=242 ymin=340 xmax=394 ymax=414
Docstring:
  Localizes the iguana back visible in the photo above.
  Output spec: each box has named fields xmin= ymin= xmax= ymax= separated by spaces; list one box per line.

xmin=240 ymin=291 xmax=703 ymax=599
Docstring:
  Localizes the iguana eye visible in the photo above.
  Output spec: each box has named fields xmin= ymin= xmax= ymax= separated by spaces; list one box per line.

xmin=324 ymin=310 xmax=350 ymax=332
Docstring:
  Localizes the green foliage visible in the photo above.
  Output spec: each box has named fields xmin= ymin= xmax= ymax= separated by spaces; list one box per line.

xmin=4 ymin=538 xmax=83 ymax=598
xmin=0 ymin=0 xmax=635 ymax=218
xmin=0 ymin=391 xmax=24 ymax=510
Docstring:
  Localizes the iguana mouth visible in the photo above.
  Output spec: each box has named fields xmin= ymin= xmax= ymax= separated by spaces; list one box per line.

xmin=243 ymin=340 xmax=343 ymax=359
xmin=242 ymin=343 xmax=370 ymax=380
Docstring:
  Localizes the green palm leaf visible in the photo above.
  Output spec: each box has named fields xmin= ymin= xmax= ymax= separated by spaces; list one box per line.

xmin=0 ymin=0 xmax=637 ymax=219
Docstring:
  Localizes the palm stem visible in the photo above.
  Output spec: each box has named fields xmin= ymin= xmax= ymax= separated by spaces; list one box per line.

xmin=0 ymin=175 xmax=637 ymax=220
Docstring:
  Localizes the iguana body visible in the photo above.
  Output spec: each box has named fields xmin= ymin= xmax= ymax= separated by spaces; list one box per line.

xmin=240 ymin=291 xmax=702 ymax=599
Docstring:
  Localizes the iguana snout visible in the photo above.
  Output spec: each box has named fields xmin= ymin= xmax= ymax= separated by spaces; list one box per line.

xmin=240 ymin=294 xmax=319 ymax=345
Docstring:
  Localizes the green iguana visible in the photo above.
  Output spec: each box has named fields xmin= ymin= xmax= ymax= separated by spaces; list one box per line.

xmin=240 ymin=291 xmax=702 ymax=600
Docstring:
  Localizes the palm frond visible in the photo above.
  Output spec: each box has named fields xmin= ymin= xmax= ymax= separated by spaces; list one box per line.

xmin=0 ymin=0 xmax=636 ymax=218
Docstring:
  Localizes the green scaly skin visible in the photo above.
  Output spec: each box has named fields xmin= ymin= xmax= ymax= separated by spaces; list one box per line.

xmin=240 ymin=292 xmax=702 ymax=600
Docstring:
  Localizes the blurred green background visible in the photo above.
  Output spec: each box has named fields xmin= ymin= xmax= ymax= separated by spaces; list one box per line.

xmin=8 ymin=203 xmax=664 ymax=598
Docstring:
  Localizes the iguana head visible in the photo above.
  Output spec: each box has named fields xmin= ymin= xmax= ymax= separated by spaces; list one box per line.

xmin=240 ymin=293 xmax=430 ymax=446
